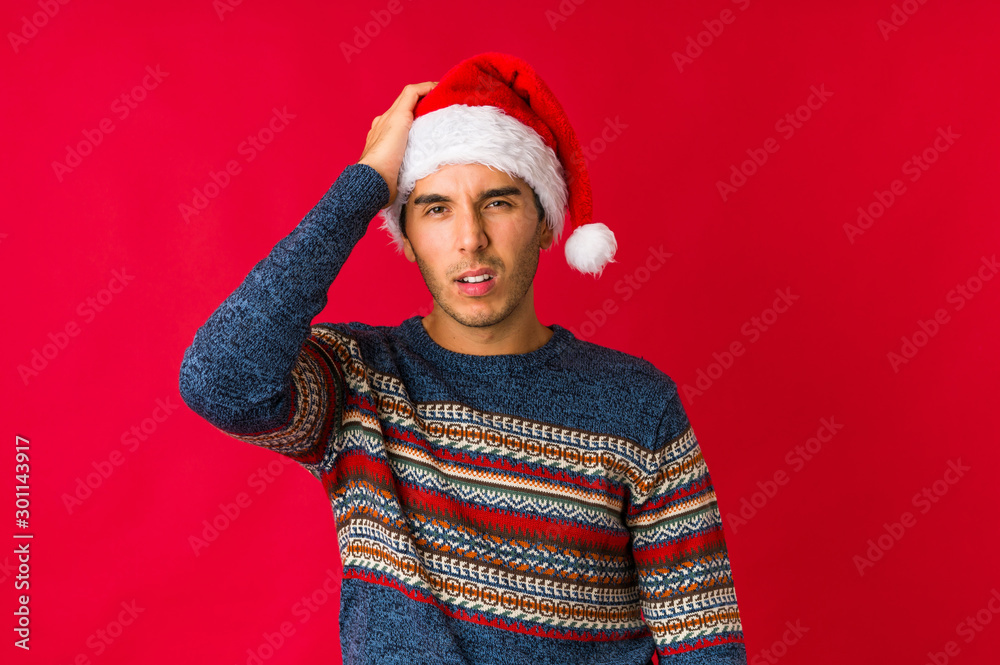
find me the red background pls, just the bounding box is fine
[4,0,1000,663]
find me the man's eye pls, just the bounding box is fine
[486,200,511,209]
[427,206,446,215]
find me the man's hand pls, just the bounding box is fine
[359,81,437,207]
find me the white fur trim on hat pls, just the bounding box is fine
[378,104,568,253]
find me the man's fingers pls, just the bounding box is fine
[370,81,437,136]
[388,81,437,113]
[358,81,438,206]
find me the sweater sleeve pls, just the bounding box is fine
[626,380,748,664]
[178,163,389,469]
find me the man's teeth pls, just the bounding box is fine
[459,275,494,283]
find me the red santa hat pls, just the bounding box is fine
[378,52,618,277]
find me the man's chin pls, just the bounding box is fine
[439,301,511,330]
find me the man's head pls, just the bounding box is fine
[378,53,618,278]
[400,163,554,328]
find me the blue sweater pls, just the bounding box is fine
[178,163,747,664]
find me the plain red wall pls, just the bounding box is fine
[4,0,1000,663]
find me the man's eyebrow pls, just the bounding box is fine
[412,187,523,207]
[479,186,523,200]
[412,193,451,207]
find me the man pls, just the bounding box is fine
[179,53,747,664]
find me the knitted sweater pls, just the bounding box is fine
[178,163,748,665]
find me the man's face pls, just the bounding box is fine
[401,163,553,329]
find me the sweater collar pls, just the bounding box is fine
[400,315,572,374]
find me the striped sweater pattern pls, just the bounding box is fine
[178,164,747,665]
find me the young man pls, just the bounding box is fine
[179,53,747,664]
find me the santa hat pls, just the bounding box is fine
[378,52,618,277]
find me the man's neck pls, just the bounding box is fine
[421,311,553,357]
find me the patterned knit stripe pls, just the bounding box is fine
[335,515,638,607]
[339,543,650,637]
[389,431,622,495]
[629,471,715,528]
[636,549,737,611]
[627,426,704,509]
[326,435,634,553]
[400,403,657,487]
[389,438,623,510]
[332,476,638,590]
[387,444,625,527]
[647,605,745,656]
[337,492,639,603]
[641,581,740,613]
[407,508,635,582]
[345,568,654,642]
[330,471,639,593]
[393,473,631,550]
[654,622,746,658]
[648,618,742,650]
[629,485,722,547]
[642,575,738,607]
[323,450,629,561]
[339,523,642,609]
[631,521,729,564]
[218,336,341,465]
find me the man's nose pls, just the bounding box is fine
[454,206,488,252]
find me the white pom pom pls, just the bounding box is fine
[564,223,618,277]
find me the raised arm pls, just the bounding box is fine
[178,81,437,465]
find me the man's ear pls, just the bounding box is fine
[538,219,554,250]
[400,201,417,262]
[402,236,416,262]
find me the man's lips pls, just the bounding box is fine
[455,267,497,280]
[455,273,497,296]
